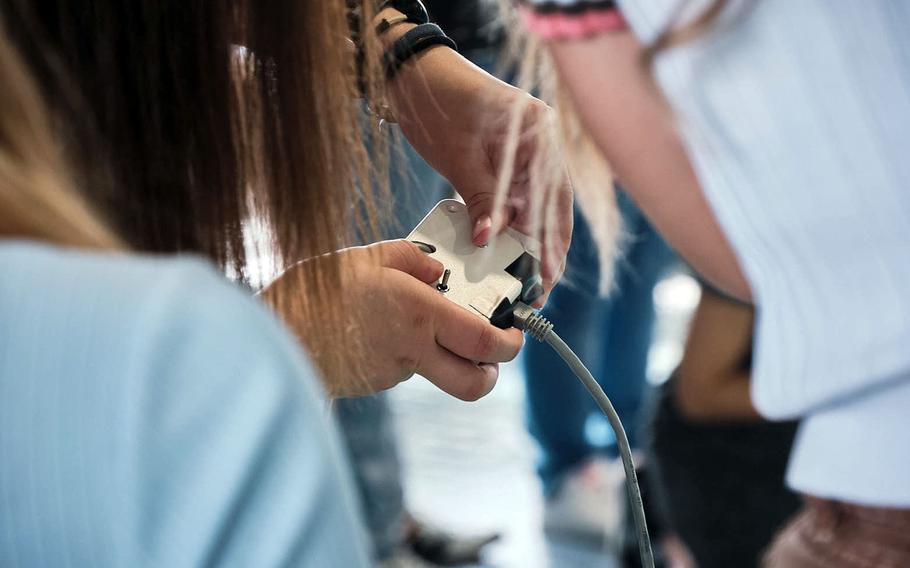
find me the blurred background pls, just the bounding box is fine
[335,3,800,567]
[389,272,699,567]
[333,3,703,565]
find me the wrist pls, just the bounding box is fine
[373,6,456,78]
[392,49,515,129]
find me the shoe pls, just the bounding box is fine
[543,458,625,544]
[404,515,500,566]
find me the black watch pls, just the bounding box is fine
[379,0,429,25]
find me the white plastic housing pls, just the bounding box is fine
[408,199,540,320]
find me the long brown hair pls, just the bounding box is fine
[1,1,392,381]
[0,16,118,249]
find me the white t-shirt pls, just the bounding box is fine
[619,0,910,505]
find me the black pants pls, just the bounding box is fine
[648,378,800,568]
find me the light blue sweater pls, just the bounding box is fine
[0,241,369,567]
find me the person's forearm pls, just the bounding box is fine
[674,289,758,420]
[375,5,451,127]
[547,32,750,300]
[372,7,519,149]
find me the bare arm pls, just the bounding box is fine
[547,32,750,300]
[375,9,573,302]
[675,287,759,421]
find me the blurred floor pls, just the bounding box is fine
[390,273,699,568]
[392,359,616,568]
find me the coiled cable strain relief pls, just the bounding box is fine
[511,302,553,342]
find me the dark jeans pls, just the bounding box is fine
[524,193,675,495]
[335,393,405,560]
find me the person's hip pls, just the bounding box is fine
[763,496,910,568]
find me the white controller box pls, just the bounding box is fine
[408,199,542,326]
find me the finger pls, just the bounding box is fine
[474,215,493,246]
[433,299,524,363]
[539,256,566,298]
[372,239,444,284]
[539,236,568,296]
[463,191,497,247]
[538,267,565,310]
[532,245,564,310]
[539,182,573,295]
[419,345,499,402]
[461,144,530,246]
[468,194,527,246]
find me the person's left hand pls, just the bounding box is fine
[389,47,573,306]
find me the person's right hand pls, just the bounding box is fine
[271,240,524,400]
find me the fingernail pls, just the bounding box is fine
[473,216,492,246]
[480,363,499,381]
[430,259,445,278]
[479,364,499,397]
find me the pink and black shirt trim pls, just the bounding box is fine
[518,0,627,40]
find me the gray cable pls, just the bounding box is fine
[512,303,655,568]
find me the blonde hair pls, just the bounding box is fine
[495,0,732,293]
[0,22,118,250]
[497,2,623,294]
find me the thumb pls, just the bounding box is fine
[372,240,444,284]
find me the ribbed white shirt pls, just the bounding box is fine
[618,0,910,505]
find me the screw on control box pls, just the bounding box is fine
[408,200,543,329]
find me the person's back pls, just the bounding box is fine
[0,241,369,567]
[615,0,910,507]
[516,0,910,564]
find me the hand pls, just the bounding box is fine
[388,45,573,306]
[270,240,524,399]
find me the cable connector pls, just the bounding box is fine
[511,302,553,342]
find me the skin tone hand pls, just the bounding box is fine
[264,240,524,399]
[378,11,573,305]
